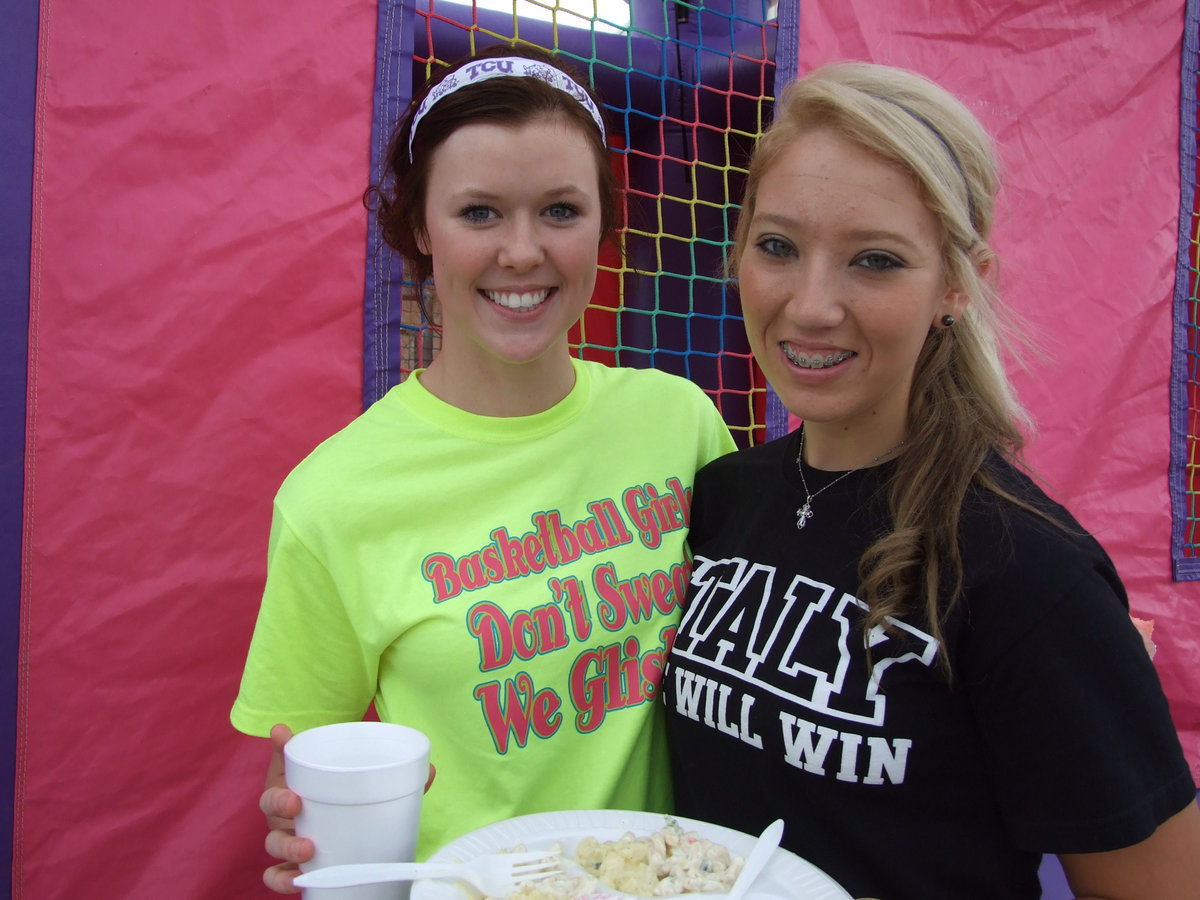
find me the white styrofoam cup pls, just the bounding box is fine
[285,721,432,900]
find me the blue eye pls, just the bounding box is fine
[545,203,580,221]
[855,251,903,272]
[461,205,496,223]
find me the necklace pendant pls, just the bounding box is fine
[795,502,813,530]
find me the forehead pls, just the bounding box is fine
[427,115,601,194]
[753,126,935,233]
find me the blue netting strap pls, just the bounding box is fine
[764,0,800,442]
[363,0,415,408]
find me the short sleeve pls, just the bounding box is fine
[964,562,1195,853]
[230,502,378,736]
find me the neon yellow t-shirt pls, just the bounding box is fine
[231,359,735,857]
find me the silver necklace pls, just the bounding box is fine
[795,428,905,530]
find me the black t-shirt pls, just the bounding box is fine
[663,430,1195,900]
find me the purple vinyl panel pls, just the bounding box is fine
[0,3,38,898]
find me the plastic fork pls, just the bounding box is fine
[291,849,562,895]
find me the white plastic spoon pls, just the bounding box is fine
[726,819,785,900]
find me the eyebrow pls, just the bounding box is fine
[451,185,590,202]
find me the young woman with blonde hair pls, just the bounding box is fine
[665,61,1200,899]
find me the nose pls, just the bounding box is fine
[784,258,845,329]
[498,216,545,271]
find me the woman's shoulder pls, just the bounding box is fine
[696,432,794,482]
[582,359,709,399]
[969,454,1085,536]
[962,453,1126,605]
[276,387,417,497]
[579,361,733,450]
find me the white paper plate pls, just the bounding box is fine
[413,809,852,900]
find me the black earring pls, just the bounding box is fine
[941,314,956,327]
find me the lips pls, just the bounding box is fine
[781,343,856,369]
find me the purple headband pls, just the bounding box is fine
[407,56,606,160]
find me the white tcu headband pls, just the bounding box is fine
[407,56,606,160]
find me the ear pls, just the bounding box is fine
[936,285,970,327]
[415,229,431,258]
[934,252,988,327]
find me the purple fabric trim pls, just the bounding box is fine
[363,0,414,409]
[764,0,800,442]
[1,2,39,895]
[1171,0,1200,580]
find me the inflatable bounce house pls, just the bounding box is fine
[3,0,1198,896]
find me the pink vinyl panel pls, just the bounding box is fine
[18,1,375,896]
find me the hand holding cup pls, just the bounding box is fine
[284,721,432,900]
